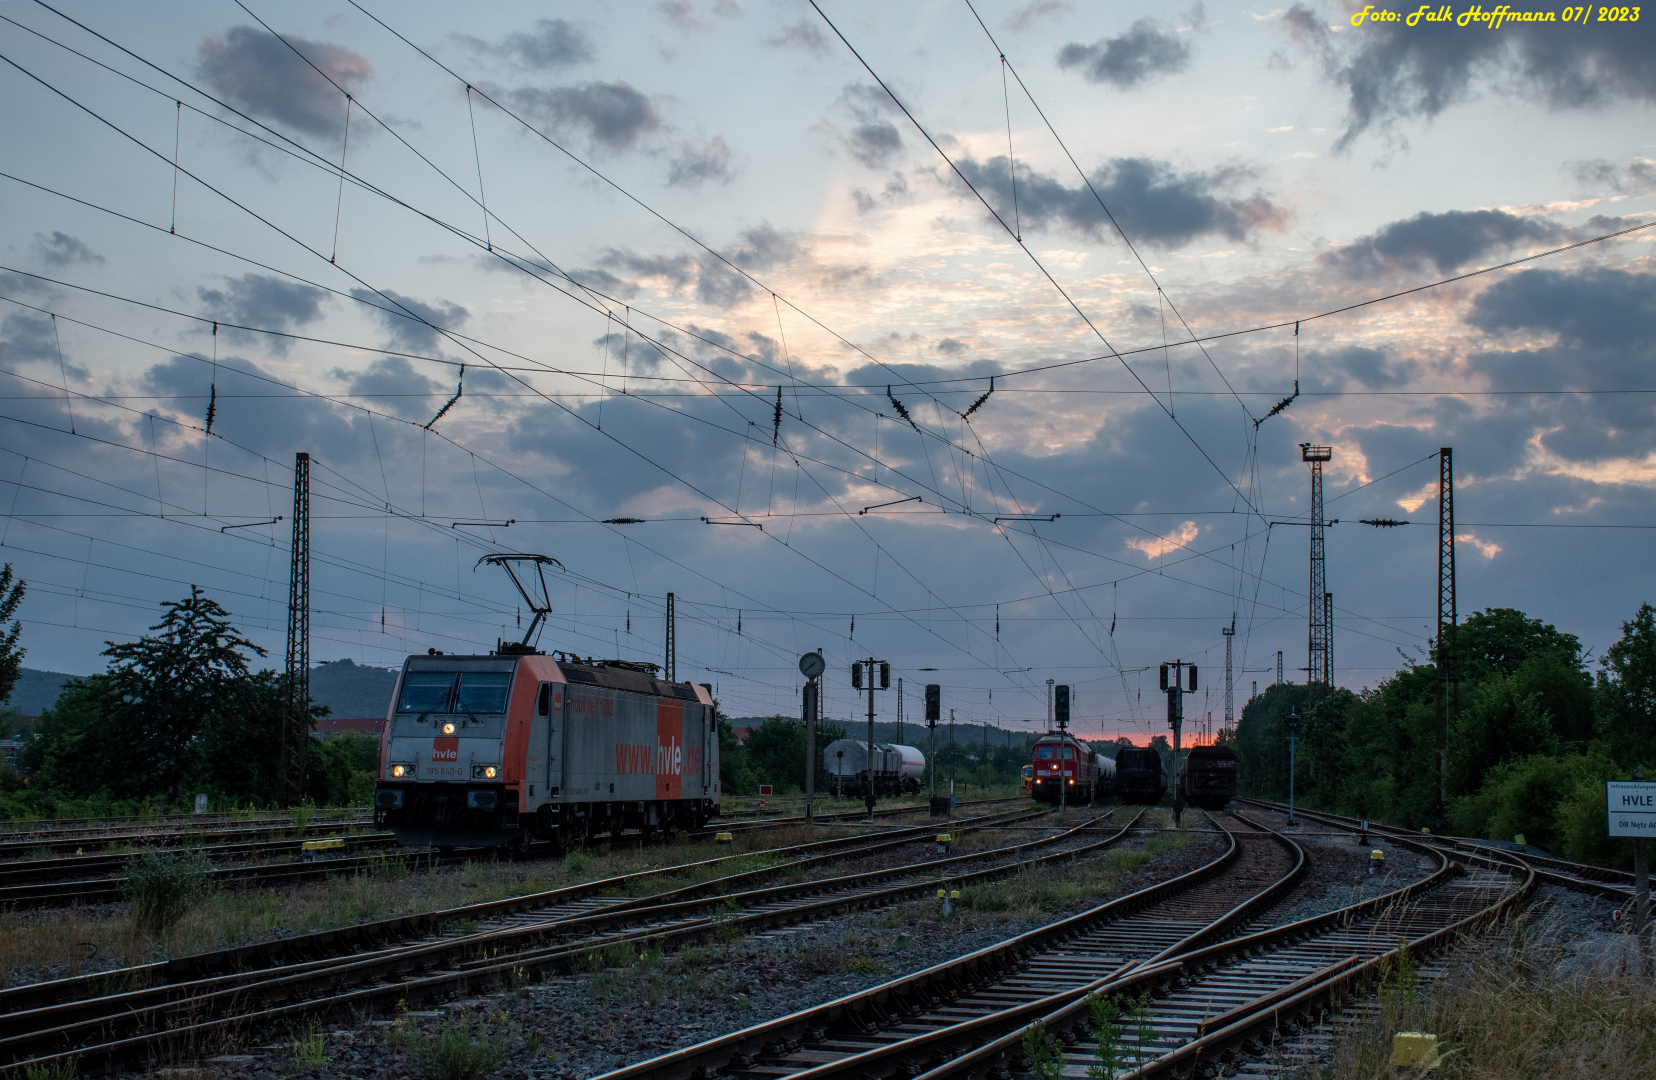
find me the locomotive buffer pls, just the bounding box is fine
[1160,661,1198,826]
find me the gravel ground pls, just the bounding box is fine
[174,816,1227,1080]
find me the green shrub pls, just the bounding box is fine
[19,1057,78,1080]
[406,1015,510,1080]
[123,848,212,935]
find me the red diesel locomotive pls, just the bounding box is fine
[1028,731,1112,804]
[374,650,719,850]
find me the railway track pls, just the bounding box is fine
[1238,797,1638,901]
[0,805,1080,1071]
[0,815,379,861]
[585,811,1308,1080]
[769,815,1528,1080]
[0,797,996,909]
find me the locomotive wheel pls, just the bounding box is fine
[509,829,530,855]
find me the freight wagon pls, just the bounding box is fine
[822,738,925,796]
[1115,746,1165,804]
[1178,744,1238,810]
[374,651,718,850]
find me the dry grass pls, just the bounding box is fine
[1313,921,1656,1080]
[0,826,869,987]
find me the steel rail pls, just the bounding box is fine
[1239,797,1636,901]
[584,811,1303,1080]
[0,809,1068,1068]
[0,807,1036,1018]
[895,819,1529,1080]
[0,816,378,859]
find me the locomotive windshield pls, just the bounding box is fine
[395,671,514,716]
[1036,745,1054,760]
[455,672,512,714]
[398,672,455,714]
[1035,744,1076,760]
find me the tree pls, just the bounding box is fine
[0,564,25,706]
[1597,602,1656,770]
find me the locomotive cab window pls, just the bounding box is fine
[397,672,455,715]
[1036,746,1055,760]
[1061,746,1075,760]
[537,683,550,716]
[456,672,513,715]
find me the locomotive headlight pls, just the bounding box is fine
[472,764,499,779]
[442,722,457,735]
[390,763,413,778]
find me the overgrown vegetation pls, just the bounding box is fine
[388,1009,513,1080]
[1314,922,1656,1079]
[122,848,213,937]
[1235,604,1656,867]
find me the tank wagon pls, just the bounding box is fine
[1178,744,1238,810]
[374,651,718,850]
[1029,732,1111,804]
[1115,746,1165,803]
[822,738,925,796]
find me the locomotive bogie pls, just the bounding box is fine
[375,653,718,850]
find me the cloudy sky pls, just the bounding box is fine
[0,0,1652,742]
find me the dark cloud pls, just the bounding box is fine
[1057,19,1191,89]
[851,173,912,215]
[1320,209,1563,279]
[1566,156,1656,193]
[347,289,468,352]
[0,311,59,367]
[1279,7,1656,150]
[597,251,752,309]
[464,19,594,70]
[836,84,905,169]
[1004,1,1071,33]
[848,122,903,169]
[935,338,969,356]
[667,137,736,187]
[196,274,329,354]
[336,356,442,421]
[1306,346,1406,390]
[197,26,370,139]
[954,155,1286,248]
[769,21,829,53]
[728,224,798,271]
[1468,268,1656,351]
[33,232,102,267]
[508,81,660,152]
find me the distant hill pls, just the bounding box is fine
[309,659,398,719]
[3,668,82,715]
[3,659,398,721]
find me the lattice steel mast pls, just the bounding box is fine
[282,452,311,808]
[1302,443,1333,699]
[1438,447,1456,809]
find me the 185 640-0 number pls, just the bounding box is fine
[1562,6,1641,19]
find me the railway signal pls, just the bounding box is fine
[1053,684,1071,816]
[852,658,891,815]
[1160,660,1198,825]
[924,683,941,804]
[1286,707,1302,826]
[800,650,825,825]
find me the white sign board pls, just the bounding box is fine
[1606,781,1656,838]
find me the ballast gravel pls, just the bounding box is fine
[174,816,1230,1080]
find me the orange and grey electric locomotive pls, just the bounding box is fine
[374,650,718,850]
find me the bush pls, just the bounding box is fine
[405,1015,510,1080]
[123,848,212,936]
